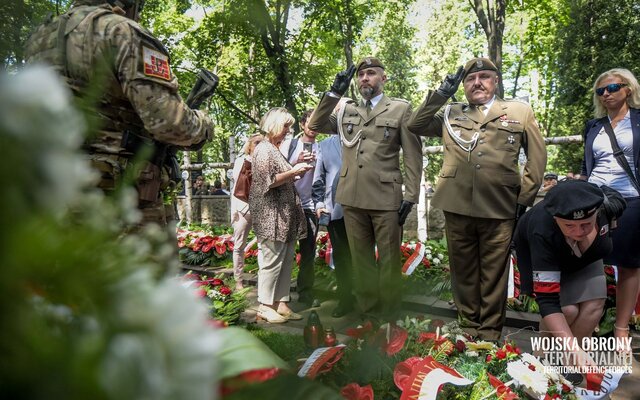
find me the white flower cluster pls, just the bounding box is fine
[424,245,445,265]
[0,66,97,213]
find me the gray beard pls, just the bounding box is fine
[359,86,375,99]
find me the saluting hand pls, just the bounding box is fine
[330,64,356,96]
[436,65,464,99]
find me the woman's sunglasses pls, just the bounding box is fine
[595,83,627,96]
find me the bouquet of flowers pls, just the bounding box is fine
[182,272,249,326]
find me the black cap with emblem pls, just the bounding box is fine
[356,57,385,72]
[543,180,604,220]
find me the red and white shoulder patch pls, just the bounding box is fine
[142,46,171,81]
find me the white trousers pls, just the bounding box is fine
[257,238,296,305]
[231,211,252,281]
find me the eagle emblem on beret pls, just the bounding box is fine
[573,210,585,219]
[476,60,483,68]
[365,58,372,65]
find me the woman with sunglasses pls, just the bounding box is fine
[581,68,640,343]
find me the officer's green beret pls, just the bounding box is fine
[544,180,604,220]
[356,57,385,72]
[463,57,498,78]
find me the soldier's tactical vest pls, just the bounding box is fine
[24,5,162,157]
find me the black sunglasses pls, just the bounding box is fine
[595,83,627,96]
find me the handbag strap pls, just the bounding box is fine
[601,118,640,193]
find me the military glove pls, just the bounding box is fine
[186,69,219,109]
[601,185,627,221]
[398,200,414,226]
[436,65,464,99]
[330,64,356,96]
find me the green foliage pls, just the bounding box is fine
[246,325,307,363]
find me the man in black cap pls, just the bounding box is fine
[406,58,547,340]
[513,180,625,384]
[308,57,423,320]
[541,172,558,193]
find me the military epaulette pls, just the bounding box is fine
[123,19,171,58]
[505,97,530,104]
[389,97,410,104]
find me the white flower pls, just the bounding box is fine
[100,270,220,400]
[507,360,549,397]
[437,253,445,260]
[432,258,441,265]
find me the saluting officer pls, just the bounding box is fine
[24,0,215,227]
[407,58,546,340]
[308,57,423,320]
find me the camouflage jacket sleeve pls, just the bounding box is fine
[109,19,213,148]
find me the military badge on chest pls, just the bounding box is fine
[499,115,519,144]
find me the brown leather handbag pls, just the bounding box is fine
[233,159,252,202]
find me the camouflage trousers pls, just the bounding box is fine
[90,153,176,228]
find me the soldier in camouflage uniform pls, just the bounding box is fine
[24,0,214,227]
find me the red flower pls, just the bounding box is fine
[211,278,224,286]
[195,289,207,298]
[496,349,507,360]
[202,243,214,253]
[296,253,301,265]
[319,234,329,244]
[208,319,228,328]
[455,340,466,353]
[487,373,518,400]
[345,321,373,339]
[239,368,280,383]
[184,273,201,281]
[393,357,423,390]
[215,243,227,255]
[340,383,373,400]
[422,258,430,267]
[607,284,616,296]
[227,242,234,251]
[219,286,232,296]
[486,354,492,362]
[384,325,408,356]
[318,249,326,258]
[604,265,615,276]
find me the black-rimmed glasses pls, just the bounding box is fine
[595,83,627,96]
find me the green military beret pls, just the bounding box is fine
[463,57,498,78]
[356,57,385,72]
[544,180,604,220]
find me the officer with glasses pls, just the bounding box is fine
[581,68,640,346]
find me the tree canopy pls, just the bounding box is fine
[4,0,640,182]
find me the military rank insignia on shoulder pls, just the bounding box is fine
[507,97,530,104]
[142,46,171,81]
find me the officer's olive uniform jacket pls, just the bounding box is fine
[308,94,423,211]
[408,91,546,219]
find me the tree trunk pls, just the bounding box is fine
[470,0,506,97]
[250,0,299,131]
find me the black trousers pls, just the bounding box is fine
[327,217,354,304]
[297,208,319,298]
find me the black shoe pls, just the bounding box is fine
[298,294,320,308]
[331,303,353,318]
